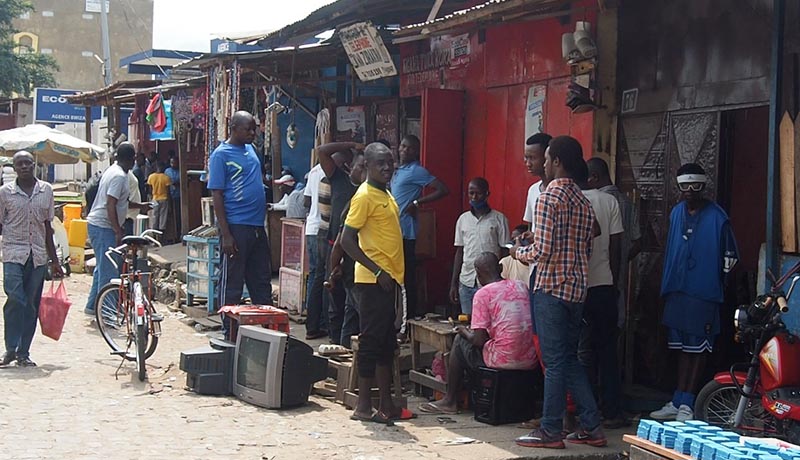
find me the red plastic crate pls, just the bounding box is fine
[219,305,291,342]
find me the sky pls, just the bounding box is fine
[152,0,335,52]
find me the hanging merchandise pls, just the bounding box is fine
[315,108,330,148]
[215,62,229,143]
[285,53,299,149]
[145,93,166,133]
[286,123,298,149]
[150,99,174,141]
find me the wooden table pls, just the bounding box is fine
[407,319,457,395]
[624,434,693,460]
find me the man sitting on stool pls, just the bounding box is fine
[419,252,536,414]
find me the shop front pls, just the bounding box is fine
[394,0,599,309]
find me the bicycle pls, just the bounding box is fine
[95,229,164,381]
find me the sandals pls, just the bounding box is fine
[350,409,394,426]
[390,408,417,420]
[418,402,458,415]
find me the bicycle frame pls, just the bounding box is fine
[104,230,162,351]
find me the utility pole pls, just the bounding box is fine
[100,0,112,87]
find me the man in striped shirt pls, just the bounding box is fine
[0,151,62,367]
[515,136,605,449]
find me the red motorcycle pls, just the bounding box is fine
[695,261,800,443]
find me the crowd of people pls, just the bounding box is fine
[0,108,738,452]
[184,109,741,446]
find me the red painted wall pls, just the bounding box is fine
[400,6,597,308]
[401,8,596,223]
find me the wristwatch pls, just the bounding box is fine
[412,199,420,207]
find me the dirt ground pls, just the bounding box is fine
[0,268,631,460]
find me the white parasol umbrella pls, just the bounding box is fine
[0,123,106,164]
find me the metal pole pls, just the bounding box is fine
[84,106,93,182]
[766,0,785,278]
[100,0,112,87]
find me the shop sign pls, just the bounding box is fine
[450,34,471,66]
[33,88,102,124]
[525,85,547,139]
[85,0,110,13]
[339,22,397,82]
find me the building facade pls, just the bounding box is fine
[13,0,154,91]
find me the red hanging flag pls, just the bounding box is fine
[146,93,167,133]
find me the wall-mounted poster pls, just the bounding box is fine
[335,106,366,143]
[525,85,546,140]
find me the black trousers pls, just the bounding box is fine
[577,285,622,419]
[217,224,272,309]
[354,282,399,378]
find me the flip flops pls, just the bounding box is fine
[350,410,394,426]
[391,408,417,420]
[418,402,459,415]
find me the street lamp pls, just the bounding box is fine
[92,53,106,82]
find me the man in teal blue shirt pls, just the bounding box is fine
[208,111,271,309]
[389,134,448,327]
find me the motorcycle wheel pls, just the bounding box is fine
[695,380,778,435]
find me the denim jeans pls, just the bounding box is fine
[86,224,121,314]
[304,235,318,313]
[4,256,47,359]
[458,282,480,315]
[305,234,328,334]
[534,291,601,434]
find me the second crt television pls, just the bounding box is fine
[233,325,328,409]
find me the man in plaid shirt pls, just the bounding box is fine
[514,136,605,449]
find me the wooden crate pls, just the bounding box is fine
[278,267,304,311]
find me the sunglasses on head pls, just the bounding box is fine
[677,182,705,192]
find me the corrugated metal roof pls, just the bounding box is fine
[252,0,475,49]
[395,0,572,36]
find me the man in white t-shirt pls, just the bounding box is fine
[304,163,327,337]
[576,162,626,428]
[519,133,552,281]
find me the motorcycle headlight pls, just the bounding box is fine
[734,307,748,330]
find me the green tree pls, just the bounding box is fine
[0,0,58,97]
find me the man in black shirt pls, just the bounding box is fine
[316,141,364,344]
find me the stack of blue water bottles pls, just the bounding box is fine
[636,419,800,460]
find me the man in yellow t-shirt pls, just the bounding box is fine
[146,162,171,233]
[341,142,410,425]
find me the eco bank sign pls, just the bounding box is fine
[33,88,102,124]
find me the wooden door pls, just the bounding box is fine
[419,88,465,310]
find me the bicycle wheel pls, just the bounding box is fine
[134,282,159,360]
[136,322,147,381]
[96,283,159,360]
[95,283,131,359]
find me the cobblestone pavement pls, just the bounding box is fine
[0,271,630,460]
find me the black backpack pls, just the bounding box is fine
[84,172,102,211]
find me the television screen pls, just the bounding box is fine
[236,336,270,393]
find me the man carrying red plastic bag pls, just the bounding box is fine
[0,151,65,367]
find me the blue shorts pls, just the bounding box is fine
[662,292,720,354]
[667,328,715,353]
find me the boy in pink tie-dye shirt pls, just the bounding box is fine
[419,252,536,415]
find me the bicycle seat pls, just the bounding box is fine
[121,236,155,247]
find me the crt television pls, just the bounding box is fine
[233,326,328,409]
